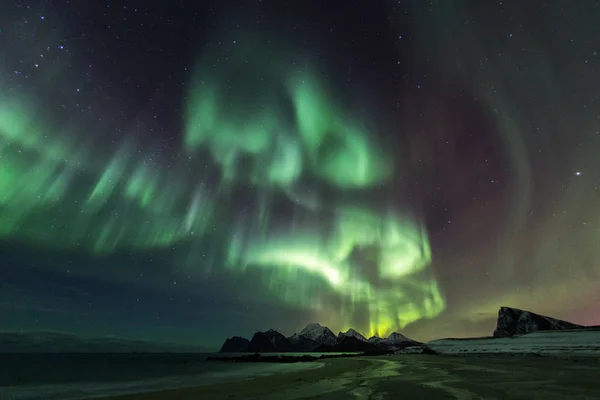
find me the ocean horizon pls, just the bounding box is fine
[0,352,328,400]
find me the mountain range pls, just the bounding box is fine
[219,323,420,353]
[219,306,598,354]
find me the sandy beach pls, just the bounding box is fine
[102,354,600,399]
[101,357,369,400]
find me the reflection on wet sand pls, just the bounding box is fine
[104,354,600,400]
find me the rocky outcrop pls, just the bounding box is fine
[248,329,294,352]
[219,336,250,352]
[395,344,437,355]
[493,306,585,337]
[207,352,363,363]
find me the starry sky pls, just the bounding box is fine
[1,0,599,349]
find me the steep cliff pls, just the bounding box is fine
[493,306,584,337]
[248,329,294,352]
[219,336,250,352]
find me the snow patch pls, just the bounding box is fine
[385,332,412,343]
[299,323,337,346]
[426,329,600,356]
[368,336,382,344]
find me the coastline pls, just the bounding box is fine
[101,357,372,400]
[0,354,326,400]
[100,354,600,400]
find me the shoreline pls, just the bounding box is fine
[99,354,600,400]
[100,357,373,400]
[206,351,367,363]
[0,356,328,400]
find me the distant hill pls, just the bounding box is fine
[0,331,210,353]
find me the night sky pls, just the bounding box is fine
[1,0,599,349]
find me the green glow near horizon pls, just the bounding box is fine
[183,42,443,336]
[0,36,445,337]
[226,206,443,336]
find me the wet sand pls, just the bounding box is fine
[102,357,370,400]
[104,354,600,400]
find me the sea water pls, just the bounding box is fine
[0,353,326,399]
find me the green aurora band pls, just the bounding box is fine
[0,38,444,336]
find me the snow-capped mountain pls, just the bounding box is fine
[287,333,302,344]
[338,328,368,342]
[297,323,337,346]
[385,332,413,344]
[368,336,383,344]
[220,324,418,353]
[367,332,414,344]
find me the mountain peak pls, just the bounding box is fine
[386,332,411,343]
[299,323,337,346]
[248,329,293,352]
[368,335,383,344]
[338,328,368,342]
[304,322,323,329]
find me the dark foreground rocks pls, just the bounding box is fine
[206,352,367,363]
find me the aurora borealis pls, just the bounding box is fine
[1,1,600,348]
